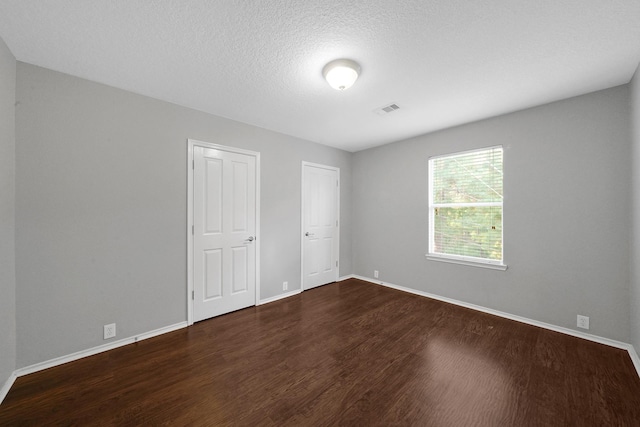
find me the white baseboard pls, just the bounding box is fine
[629,345,640,376]
[0,371,17,405]
[14,321,188,378]
[350,274,640,378]
[258,276,357,305]
[258,289,302,305]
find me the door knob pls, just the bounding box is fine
[245,236,254,242]
[305,232,315,237]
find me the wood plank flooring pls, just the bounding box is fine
[2,278,640,426]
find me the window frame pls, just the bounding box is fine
[427,146,507,271]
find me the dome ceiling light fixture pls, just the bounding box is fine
[322,59,361,91]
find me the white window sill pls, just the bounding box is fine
[426,254,508,271]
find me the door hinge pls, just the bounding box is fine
[336,220,338,227]
[192,290,194,300]
[336,261,338,267]
[192,225,194,235]
[192,159,195,169]
[336,180,339,187]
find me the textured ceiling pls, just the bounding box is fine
[1,1,639,152]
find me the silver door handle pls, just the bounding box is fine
[245,236,254,242]
[305,232,314,237]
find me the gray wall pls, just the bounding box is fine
[631,64,640,352]
[352,86,631,342]
[0,37,16,391]
[15,63,352,367]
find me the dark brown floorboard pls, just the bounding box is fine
[2,278,640,426]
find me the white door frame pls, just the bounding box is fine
[301,161,340,290]
[187,139,261,326]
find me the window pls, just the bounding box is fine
[428,146,505,269]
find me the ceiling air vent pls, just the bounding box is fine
[373,103,400,116]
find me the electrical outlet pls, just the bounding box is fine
[374,270,379,279]
[283,281,288,291]
[104,323,116,340]
[577,315,589,330]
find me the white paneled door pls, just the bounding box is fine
[302,162,340,290]
[192,144,258,322]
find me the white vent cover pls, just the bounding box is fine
[373,103,400,116]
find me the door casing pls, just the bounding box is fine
[301,161,340,290]
[187,139,261,325]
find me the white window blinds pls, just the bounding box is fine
[428,146,504,265]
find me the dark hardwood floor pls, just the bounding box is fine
[2,278,640,426]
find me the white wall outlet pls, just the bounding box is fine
[374,270,379,279]
[283,281,288,291]
[577,315,589,330]
[104,323,116,340]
